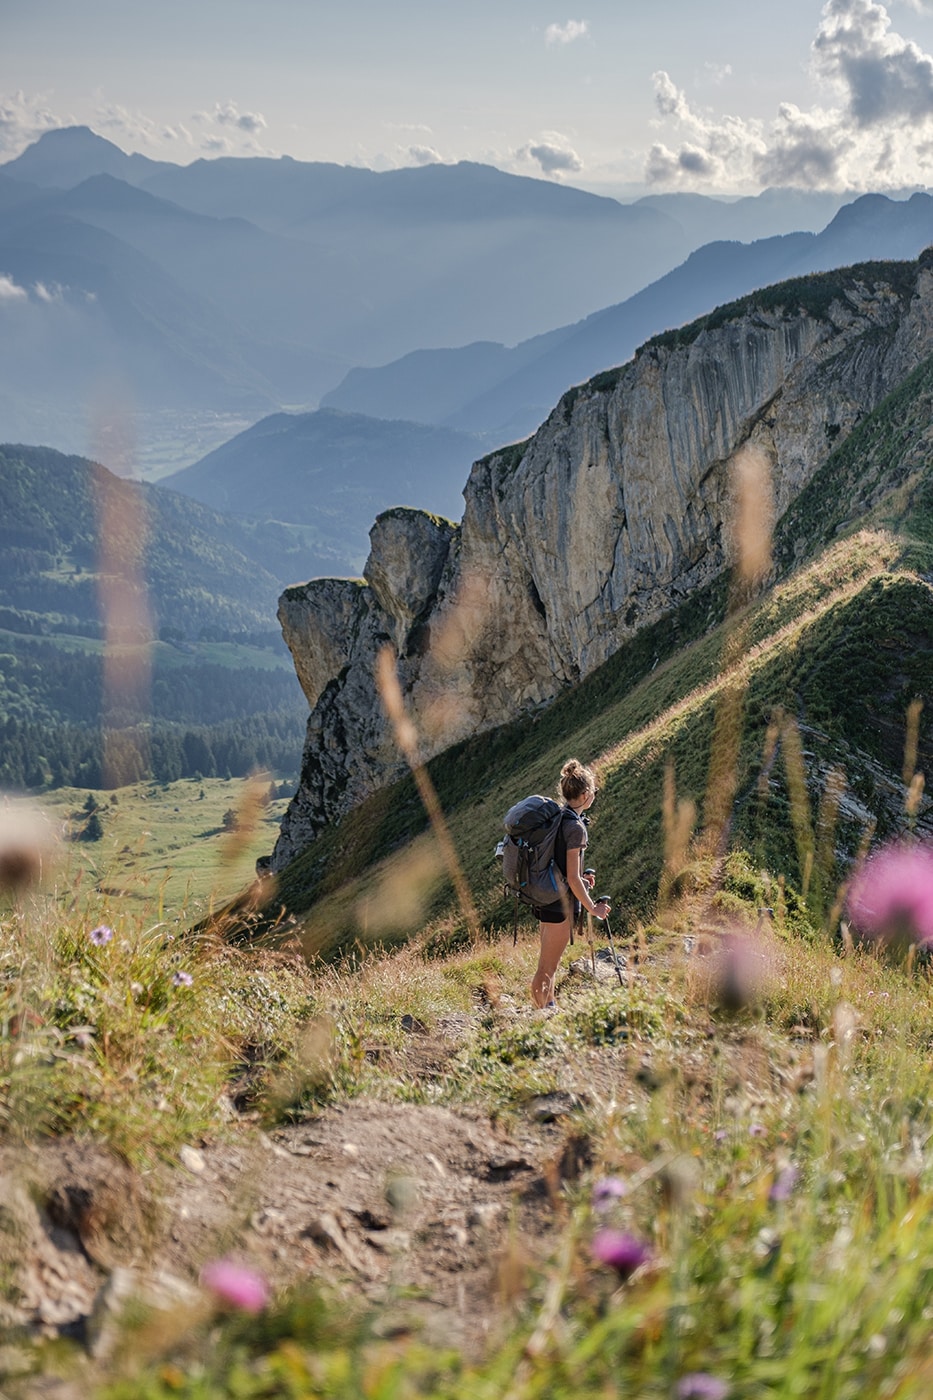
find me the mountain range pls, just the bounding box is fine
[164,408,483,575]
[323,192,933,441]
[0,126,867,466]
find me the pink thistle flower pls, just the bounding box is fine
[590,1229,651,1279]
[200,1258,269,1313]
[847,841,933,949]
[592,1176,627,1211]
[89,925,114,946]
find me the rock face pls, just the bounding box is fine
[271,260,933,870]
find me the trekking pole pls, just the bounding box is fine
[584,867,596,974]
[598,895,625,988]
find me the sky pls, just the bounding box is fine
[5,0,933,197]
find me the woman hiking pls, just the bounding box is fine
[530,758,610,1009]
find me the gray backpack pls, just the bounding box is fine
[500,795,571,908]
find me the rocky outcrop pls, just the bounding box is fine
[271,260,933,870]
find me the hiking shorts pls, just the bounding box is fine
[534,896,581,925]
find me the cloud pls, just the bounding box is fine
[0,90,62,158]
[813,0,933,125]
[646,0,933,190]
[191,102,271,155]
[517,133,584,176]
[0,274,28,302]
[545,19,589,44]
[406,145,442,165]
[211,101,267,134]
[33,281,63,303]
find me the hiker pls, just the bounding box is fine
[530,758,610,1009]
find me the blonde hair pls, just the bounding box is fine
[558,758,596,804]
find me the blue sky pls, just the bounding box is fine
[4,0,933,195]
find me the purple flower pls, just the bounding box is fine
[749,1122,766,1138]
[677,1375,729,1400]
[592,1176,627,1211]
[769,1164,799,1203]
[590,1229,651,1279]
[172,970,193,987]
[89,925,114,946]
[200,1258,269,1313]
[847,841,933,949]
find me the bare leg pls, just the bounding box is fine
[531,918,573,1007]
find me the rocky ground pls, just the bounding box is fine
[0,958,635,1396]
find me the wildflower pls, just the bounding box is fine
[592,1176,627,1211]
[750,1122,766,1138]
[847,841,933,950]
[677,1375,729,1400]
[713,1128,728,1142]
[172,970,193,987]
[89,925,114,946]
[590,1229,651,1280]
[200,1258,269,1313]
[769,1164,799,1203]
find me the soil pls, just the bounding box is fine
[0,966,621,1391]
[0,947,807,1396]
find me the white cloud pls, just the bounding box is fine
[33,281,63,303]
[0,90,62,158]
[406,144,443,165]
[211,101,267,134]
[646,0,933,190]
[191,102,271,155]
[545,19,589,45]
[0,275,28,302]
[517,133,584,177]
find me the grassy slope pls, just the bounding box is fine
[29,777,291,923]
[243,346,933,960]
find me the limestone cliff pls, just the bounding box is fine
[271,258,933,870]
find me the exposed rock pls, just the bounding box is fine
[271,263,933,870]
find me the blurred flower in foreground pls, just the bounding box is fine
[172,970,193,987]
[690,919,782,1014]
[592,1176,627,1211]
[0,800,56,894]
[769,1163,799,1203]
[847,841,933,950]
[677,1375,729,1400]
[89,925,114,946]
[590,1229,651,1279]
[200,1259,269,1313]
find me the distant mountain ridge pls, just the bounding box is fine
[0,126,879,464]
[163,408,484,575]
[323,192,933,440]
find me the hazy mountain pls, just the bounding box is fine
[324,192,933,440]
[1,125,173,189]
[163,408,483,574]
[0,210,279,414]
[2,130,692,359]
[632,187,855,243]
